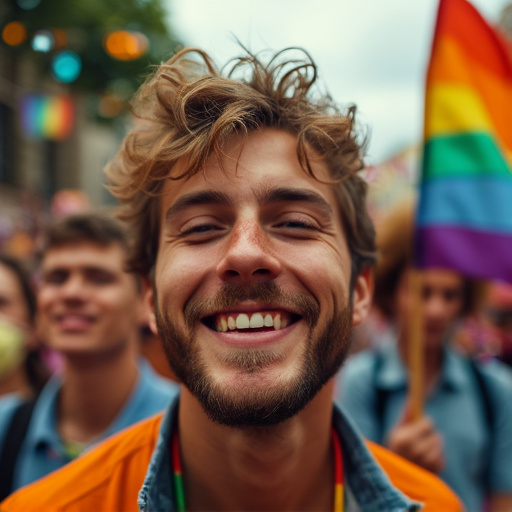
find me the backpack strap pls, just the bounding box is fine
[373,350,389,442]
[468,359,495,493]
[0,398,37,500]
[468,360,494,432]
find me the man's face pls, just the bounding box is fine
[394,268,464,349]
[38,242,144,357]
[152,128,370,427]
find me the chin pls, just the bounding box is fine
[194,372,325,428]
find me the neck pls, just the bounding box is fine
[0,365,32,399]
[57,343,139,443]
[178,381,336,512]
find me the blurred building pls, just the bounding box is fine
[0,0,180,259]
[0,46,118,203]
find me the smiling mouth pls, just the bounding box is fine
[203,311,300,333]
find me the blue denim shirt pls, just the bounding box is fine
[0,359,179,492]
[337,344,512,512]
[138,397,421,512]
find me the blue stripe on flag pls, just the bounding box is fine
[417,176,512,233]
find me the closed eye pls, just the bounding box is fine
[275,220,320,230]
[179,223,225,240]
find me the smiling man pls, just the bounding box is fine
[1,48,463,512]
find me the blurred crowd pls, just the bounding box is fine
[0,192,511,512]
[337,199,512,512]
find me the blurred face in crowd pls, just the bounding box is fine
[0,262,33,380]
[0,262,32,328]
[38,242,144,358]
[485,282,512,355]
[150,129,371,427]
[394,268,465,349]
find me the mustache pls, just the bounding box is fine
[184,281,320,329]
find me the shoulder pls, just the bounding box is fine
[0,413,164,512]
[366,440,464,512]
[0,394,24,419]
[0,394,25,453]
[474,358,512,390]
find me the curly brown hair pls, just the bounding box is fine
[106,47,376,279]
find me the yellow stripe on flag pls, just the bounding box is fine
[424,84,494,139]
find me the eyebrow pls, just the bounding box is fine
[164,187,333,222]
[165,190,233,222]
[261,187,333,215]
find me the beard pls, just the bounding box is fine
[155,281,352,428]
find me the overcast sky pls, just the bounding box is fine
[164,0,509,164]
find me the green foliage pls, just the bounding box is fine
[3,0,181,98]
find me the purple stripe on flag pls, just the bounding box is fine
[415,226,512,283]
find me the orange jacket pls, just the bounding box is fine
[0,413,464,512]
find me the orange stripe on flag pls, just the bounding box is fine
[432,0,512,81]
[427,38,512,152]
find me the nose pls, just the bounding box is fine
[216,220,281,284]
[423,294,448,322]
[59,274,87,302]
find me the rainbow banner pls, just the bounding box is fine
[415,0,512,283]
[20,94,75,140]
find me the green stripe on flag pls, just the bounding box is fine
[422,132,511,180]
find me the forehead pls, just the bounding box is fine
[161,129,339,213]
[42,241,127,270]
[422,268,464,289]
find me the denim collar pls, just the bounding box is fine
[138,396,421,512]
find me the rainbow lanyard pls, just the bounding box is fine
[171,426,345,512]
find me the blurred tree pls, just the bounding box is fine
[1,0,180,107]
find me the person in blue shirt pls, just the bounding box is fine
[0,212,179,497]
[337,200,512,512]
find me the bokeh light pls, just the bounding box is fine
[52,51,82,83]
[32,30,54,52]
[103,30,149,60]
[17,0,41,9]
[98,93,125,118]
[2,22,27,46]
[51,28,67,49]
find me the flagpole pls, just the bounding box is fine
[408,268,424,421]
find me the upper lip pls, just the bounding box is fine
[201,304,302,319]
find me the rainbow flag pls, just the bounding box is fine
[20,94,75,140]
[415,0,512,283]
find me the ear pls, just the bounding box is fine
[135,277,156,332]
[352,267,374,327]
[142,276,159,336]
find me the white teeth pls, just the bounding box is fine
[236,314,250,329]
[249,313,264,328]
[215,312,292,332]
